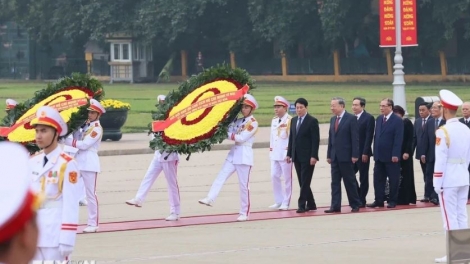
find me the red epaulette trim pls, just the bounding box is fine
[269,148,273,151]
[433,172,443,177]
[61,223,78,231]
[60,153,72,162]
[230,133,235,140]
[72,139,77,148]
[251,117,256,122]
[95,122,101,127]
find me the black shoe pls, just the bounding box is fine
[366,202,384,208]
[324,209,341,213]
[430,198,439,205]
[387,203,396,208]
[420,198,430,203]
[351,207,360,212]
[359,204,366,208]
[296,208,307,213]
[306,205,317,211]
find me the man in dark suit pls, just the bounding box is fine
[367,98,403,208]
[286,98,320,213]
[413,102,431,201]
[459,101,470,199]
[325,97,362,213]
[352,97,375,207]
[422,101,445,205]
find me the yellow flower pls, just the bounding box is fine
[164,80,239,141]
[8,89,89,143]
[100,99,131,110]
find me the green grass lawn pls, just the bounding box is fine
[1,81,469,133]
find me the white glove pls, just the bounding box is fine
[59,244,74,257]
[434,187,443,194]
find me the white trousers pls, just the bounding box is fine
[439,186,469,230]
[135,159,180,214]
[271,160,293,206]
[32,247,66,262]
[82,170,99,227]
[78,175,86,200]
[207,160,251,216]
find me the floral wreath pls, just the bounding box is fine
[149,65,256,158]
[0,73,105,154]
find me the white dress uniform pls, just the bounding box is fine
[0,142,42,264]
[126,132,181,221]
[64,99,104,232]
[28,106,81,261]
[198,94,259,221]
[269,96,293,210]
[433,90,470,263]
[5,98,17,111]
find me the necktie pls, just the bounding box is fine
[466,119,469,124]
[43,156,48,167]
[278,118,281,123]
[383,117,387,124]
[296,117,302,133]
[334,116,340,132]
[422,118,426,128]
[435,119,439,130]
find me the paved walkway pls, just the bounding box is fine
[99,123,332,156]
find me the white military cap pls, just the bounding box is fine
[30,106,68,136]
[439,89,463,111]
[87,98,106,114]
[273,96,289,107]
[157,95,166,101]
[0,141,42,243]
[242,94,259,110]
[5,98,17,110]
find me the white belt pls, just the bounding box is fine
[39,200,62,209]
[235,142,252,147]
[447,158,466,164]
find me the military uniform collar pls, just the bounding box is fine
[446,118,459,123]
[44,145,62,164]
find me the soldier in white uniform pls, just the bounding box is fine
[64,99,105,233]
[28,106,81,261]
[198,94,259,221]
[432,89,470,263]
[268,96,293,210]
[5,98,17,112]
[126,95,181,221]
[0,142,42,264]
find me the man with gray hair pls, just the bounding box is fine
[326,97,362,213]
[458,101,470,200]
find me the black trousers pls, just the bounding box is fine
[425,162,438,200]
[373,160,400,204]
[294,161,316,209]
[354,158,370,205]
[419,160,428,197]
[331,160,362,209]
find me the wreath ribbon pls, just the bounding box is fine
[152,84,249,132]
[0,98,88,137]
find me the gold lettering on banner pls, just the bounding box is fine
[385,20,394,26]
[403,7,413,12]
[385,13,394,18]
[404,14,413,19]
[404,21,414,26]
[403,0,413,5]
[384,0,393,4]
[384,6,393,12]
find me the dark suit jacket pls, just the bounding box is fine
[422,117,445,163]
[327,111,359,162]
[356,110,375,156]
[459,118,470,129]
[402,118,414,155]
[373,113,404,162]
[412,116,429,159]
[287,113,320,163]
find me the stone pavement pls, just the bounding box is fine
[71,145,466,264]
[98,123,331,156]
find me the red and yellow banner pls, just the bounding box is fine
[379,0,418,47]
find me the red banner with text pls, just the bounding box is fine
[379,0,418,47]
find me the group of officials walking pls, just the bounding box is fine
[1,88,470,263]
